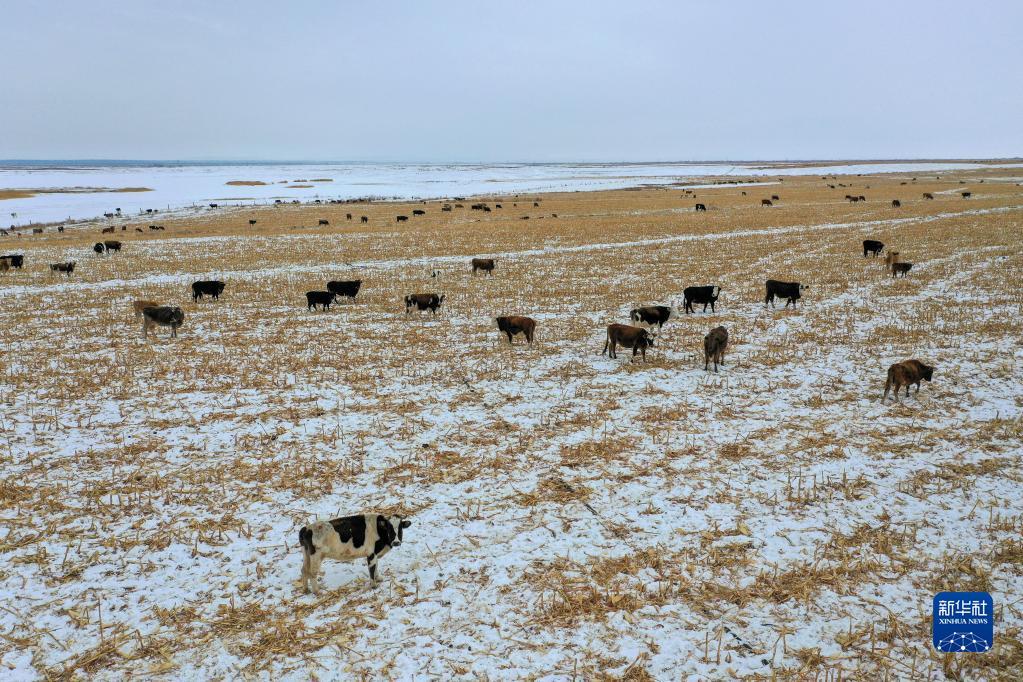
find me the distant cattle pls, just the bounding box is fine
[863,240,884,257]
[1,254,23,269]
[248,219,257,226]
[771,194,780,201]
[764,280,805,308]
[858,195,866,202]
[442,205,452,212]
[891,200,901,208]
[298,514,411,594]
[885,251,901,268]
[629,305,672,329]
[396,215,408,223]
[704,326,728,373]
[142,306,185,339]
[495,204,502,209]
[761,199,773,206]
[306,290,338,311]
[882,359,934,403]
[471,258,495,275]
[102,227,115,234]
[209,203,218,208]
[327,279,362,299]
[496,315,536,345]
[695,203,706,212]
[318,219,330,226]
[103,240,122,252]
[132,299,162,318]
[346,213,353,221]
[93,243,105,254]
[892,262,913,278]
[922,193,934,200]
[533,202,539,207]
[50,262,75,276]
[683,286,721,314]
[192,280,226,302]
[962,191,971,198]
[483,206,491,212]
[471,203,485,211]
[58,226,64,233]
[32,228,43,234]
[0,258,8,272]
[405,293,445,314]
[602,324,654,361]
[412,209,425,216]
[361,216,369,224]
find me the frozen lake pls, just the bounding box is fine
[1,159,1017,226]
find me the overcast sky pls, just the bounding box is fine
[2,1,1021,162]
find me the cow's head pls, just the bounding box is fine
[381,516,412,548]
[922,364,934,382]
[643,330,655,348]
[404,295,413,307]
[629,309,640,322]
[712,286,721,299]
[438,294,446,304]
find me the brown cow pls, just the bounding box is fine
[132,299,162,318]
[496,316,536,345]
[885,251,901,268]
[703,326,728,372]
[922,192,934,200]
[101,227,115,234]
[761,199,773,206]
[882,359,934,403]
[405,293,445,314]
[602,324,654,361]
[471,258,495,275]
[892,262,913,277]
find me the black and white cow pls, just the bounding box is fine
[298,514,411,593]
[629,305,672,328]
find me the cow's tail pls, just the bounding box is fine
[601,337,610,356]
[882,369,893,402]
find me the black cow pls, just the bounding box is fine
[209,203,218,208]
[50,262,75,276]
[396,215,408,223]
[327,280,362,299]
[412,209,425,216]
[361,216,369,224]
[962,192,971,198]
[695,203,706,212]
[1,254,24,268]
[103,240,122,252]
[405,293,445,314]
[318,219,330,226]
[863,240,884,257]
[93,243,105,254]
[192,280,226,302]
[923,193,934,200]
[761,199,773,206]
[346,213,353,220]
[683,285,721,314]
[891,200,901,208]
[142,306,185,339]
[248,219,257,226]
[892,262,913,278]
[771,194,780,201]
[764,280,805,308]
[306,290,338,311]
[298,514,411,593]
[629,305,671,329]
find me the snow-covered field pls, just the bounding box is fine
[1,174,1021,680]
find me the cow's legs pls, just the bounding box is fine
[367,554,379,584]
[306,552,324,594]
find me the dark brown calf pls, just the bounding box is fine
[892,262,913,277]
[883,359,934,403]
[602,324,653,361]
[471,258,495,275]
[704,326,728,372]
[496,316,536,345]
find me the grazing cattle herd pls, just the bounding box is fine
[3,184,953,597]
